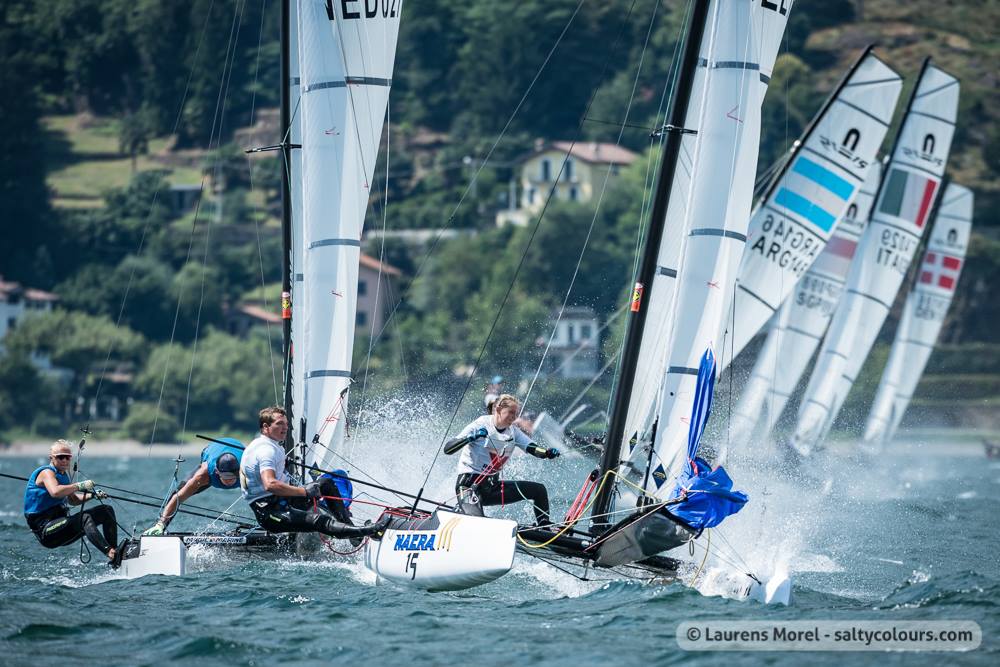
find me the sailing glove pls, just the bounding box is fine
[93,489,109,500]
[473,427,489,440]
[546,448,560,459]
[304,482,324,500]
[143,521,166,537]
[76,480,95,492]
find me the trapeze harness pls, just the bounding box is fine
[23,465,117,555]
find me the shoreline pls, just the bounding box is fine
[0,440,209,458]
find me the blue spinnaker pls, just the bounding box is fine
[667,347,748,530]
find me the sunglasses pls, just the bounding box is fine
[53,454,72,460]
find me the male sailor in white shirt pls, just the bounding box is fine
[240,406,389,539]
[444,394,560,527]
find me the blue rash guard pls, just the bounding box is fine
[202,439,244,489]
[24,465,70,526]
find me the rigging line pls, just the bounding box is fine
[246,0,280,404]
[147,0,246,455]
[417,0,641,495]
[560,350,621,424]
[604,0,689,428]
[522,0,659,415]
[90,0,219,411]
[181,0,250,437]
[356,98,393,442]
[366,0,589,350]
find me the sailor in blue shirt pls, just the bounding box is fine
[142,438,244,536]
[24,440,120,564]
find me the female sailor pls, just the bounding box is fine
[444,394,560,527]
[23,440,120,565]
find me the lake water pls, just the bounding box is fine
[1,430,997,666]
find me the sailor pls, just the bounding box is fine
[444,394,560,527]
[142,438,244,536]
[23,440,121,565]
[240,406,389,539]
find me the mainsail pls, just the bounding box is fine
[602,0,791,506]
[728,163,881,448]
[722,48,902,369]
[296,0,402,471]
[862,183,973,445]
[789,59,959,454]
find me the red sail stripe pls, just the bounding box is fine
[914,180,937,228]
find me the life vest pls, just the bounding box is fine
[23,465,70,517]
[202,439,244,489]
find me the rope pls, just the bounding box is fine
[689,528,710,585]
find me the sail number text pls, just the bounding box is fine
[875,226,917,275]
[327,0,402,20]
[748,213,821,279]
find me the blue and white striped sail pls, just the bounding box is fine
[790,60,959,455]
[619,0,792,500]
[727,163,879,449]
[722,49,901,371]
[863,184,973,446]
[297,0,402,472]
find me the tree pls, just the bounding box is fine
[3,310,146,402]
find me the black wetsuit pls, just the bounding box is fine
[455,473,551,526]
[26,505,118,556]
[248,478,370,538]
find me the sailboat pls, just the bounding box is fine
[115,0,404,578]
[862,183,973,446]
[722,47,902,376]
[366,0,792,603]
[728,163,881,448]
[788,58,960,455]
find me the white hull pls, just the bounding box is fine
[118,536,186,579]
[364,510,517,591]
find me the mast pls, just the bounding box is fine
[592,0,710,527]
[280,0,294,453]
[757,44,876,206]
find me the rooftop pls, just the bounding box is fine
[0,277,59,304]
[534,141,638,166]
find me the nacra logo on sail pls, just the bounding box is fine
[326,0,402,20]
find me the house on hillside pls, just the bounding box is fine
[0,276,59,348]
[227,253,403,338]
[541,306,600,380]
[496,141,638,227]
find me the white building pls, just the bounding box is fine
[0,276,59,347]
[497,141,638,227]
[543,306,600,379]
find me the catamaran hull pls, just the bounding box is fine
[118,536,186,578]
[364,510,517,591]
[594,507,696,567]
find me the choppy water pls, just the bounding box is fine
[1,426,997,665]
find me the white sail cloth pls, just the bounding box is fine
[727,164,880,448]
[296,0,401,471]
[621,0,791,499]
[723,50,902,370]
[789,62,959,454]
[862,184,973,445]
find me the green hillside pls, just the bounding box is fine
[1,0,998,441]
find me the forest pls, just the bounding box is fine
[1,0,998,443]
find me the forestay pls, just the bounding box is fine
[296,0,402,471]
[862,184,973,445]
[789,60,959,454]
[723,49,902,369]
[621,0,791,499]
[727,163,880,448]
